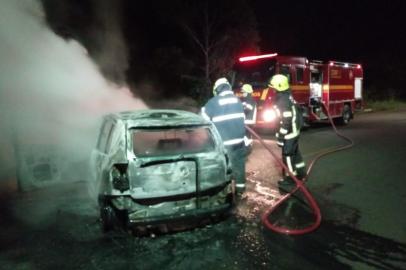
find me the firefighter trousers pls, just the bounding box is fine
[225,143,246,189]
[282,135,306,180]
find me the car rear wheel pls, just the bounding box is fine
[100,204,117,232]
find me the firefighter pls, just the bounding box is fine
[241,84,257,125]
[269,74,306,194]
[201,77,247,193]
[240,84,257,148]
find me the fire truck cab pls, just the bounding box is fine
[232,53,363,128]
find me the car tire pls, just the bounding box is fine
[337,104,352,125]
[100,204,117,232]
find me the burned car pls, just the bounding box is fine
[90,109,235,232]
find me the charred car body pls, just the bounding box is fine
[90,110,234,232]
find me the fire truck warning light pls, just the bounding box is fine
[239,53,278,62]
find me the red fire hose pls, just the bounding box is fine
[246,102,354,235]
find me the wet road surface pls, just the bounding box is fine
[1,110,406,269]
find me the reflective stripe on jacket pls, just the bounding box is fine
[241,94,257,125]
[274,90,302,140]
[202,91,246,145]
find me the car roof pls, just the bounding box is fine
[105,109,211,128]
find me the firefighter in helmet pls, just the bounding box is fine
[240,84,257,147]
[241,84,257,125]
[269,74,306,194]
[201,77,247,193]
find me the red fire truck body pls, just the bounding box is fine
[233,53,364,128]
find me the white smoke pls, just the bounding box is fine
[0,0,147,191]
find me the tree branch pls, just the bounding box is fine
[181,23,207,54]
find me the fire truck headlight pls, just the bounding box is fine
[263,109,276,122]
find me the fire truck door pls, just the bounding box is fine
[279,64,292,83]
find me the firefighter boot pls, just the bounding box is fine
[278,176,295,195]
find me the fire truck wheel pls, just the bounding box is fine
[338,104,352,125]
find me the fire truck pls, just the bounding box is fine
[232,53,364,128]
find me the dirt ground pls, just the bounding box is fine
[0,140,289,270]
[1,131,406,270]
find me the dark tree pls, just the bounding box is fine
[168,0,260,100]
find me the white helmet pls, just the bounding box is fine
[213,77,231,95]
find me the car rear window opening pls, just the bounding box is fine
[132,127,215,157]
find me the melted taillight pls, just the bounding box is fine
[111,163,129,192]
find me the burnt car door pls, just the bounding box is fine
[89,120,116,198]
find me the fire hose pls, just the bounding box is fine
[245,102,354,235]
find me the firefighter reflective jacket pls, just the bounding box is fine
[241,94,257,125]
[201,90,246,146]
[274,90,303,144]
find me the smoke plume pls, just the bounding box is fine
[0,0,147,192]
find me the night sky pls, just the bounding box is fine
[254,0,406,98]
[254,0,406,61]
[42,0,406,100]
